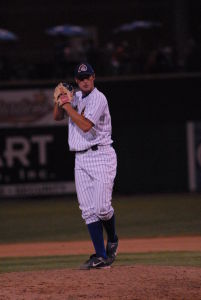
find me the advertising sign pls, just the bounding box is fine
[0,88,75,198]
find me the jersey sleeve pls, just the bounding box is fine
[84,94,107,125]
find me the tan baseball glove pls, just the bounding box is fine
[54,82,74,107]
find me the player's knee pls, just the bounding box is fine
[82,210,99,224]
[96,206,114,221]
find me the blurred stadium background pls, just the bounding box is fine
[0,0,201,80]
[0,0,201,199]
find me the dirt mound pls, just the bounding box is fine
[1,265,201,300]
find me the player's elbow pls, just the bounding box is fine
[53,106,64,121]
[54,114,64,121]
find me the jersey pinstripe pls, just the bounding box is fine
[68,88,113,151]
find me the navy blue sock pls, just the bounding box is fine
[102,214,118,243]
[87,221,107,259]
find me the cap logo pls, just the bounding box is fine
[78,64,87,73]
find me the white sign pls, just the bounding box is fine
[0,88,67,127]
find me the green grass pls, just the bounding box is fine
[114,193,201,238]
[1,252,201,274]
[0,255,84,273]
[0,193,201,243]
[117,251,201,267]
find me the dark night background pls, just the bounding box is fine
[0,0,201,80]
[0,0,201,196]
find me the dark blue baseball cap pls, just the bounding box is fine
[74,62,95,79]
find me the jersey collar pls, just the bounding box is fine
[82,87,96,99]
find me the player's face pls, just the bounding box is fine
[75,75,95,94]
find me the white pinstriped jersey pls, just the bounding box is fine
[68,88,113,151]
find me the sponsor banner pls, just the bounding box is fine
[0,89,75,198]
[0,127,75,198]
[187,121,201,192]
[0,88,75,198]
[0,88,67,127]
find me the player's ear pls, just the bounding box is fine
[92,74,95,80]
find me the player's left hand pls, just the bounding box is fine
[54,83,74,107]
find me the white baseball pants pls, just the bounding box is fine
[75,145,117,224]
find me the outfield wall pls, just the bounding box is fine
[0,74,200,197]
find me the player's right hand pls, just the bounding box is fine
[54,83,74,106]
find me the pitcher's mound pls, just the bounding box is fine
[1,265,201,299]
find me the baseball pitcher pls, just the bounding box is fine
[53,62,118,269]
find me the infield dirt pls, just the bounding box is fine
[0,236,201,299]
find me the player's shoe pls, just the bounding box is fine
[79,254,112,270]
[106,236,119,261]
